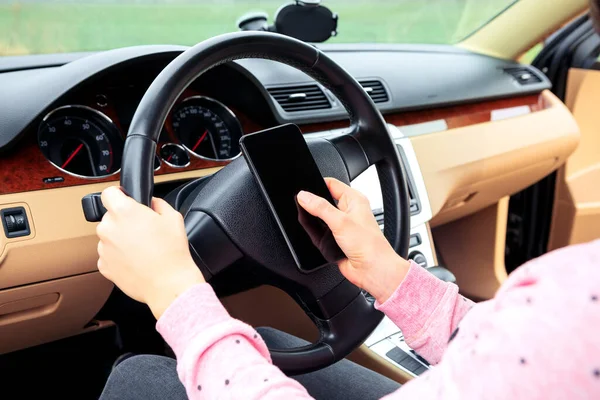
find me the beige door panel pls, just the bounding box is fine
[549,68,600,250]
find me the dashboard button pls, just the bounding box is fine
[385,347,410,364]
[400,356,422,373]
[409,233,422,248]
[408,251,427,268]
[413,365,428,375]
[2,207,30,238]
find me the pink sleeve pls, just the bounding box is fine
[157,240,600,399]
[157,283,313,399]
[154,264,474,399]
[389,240,600,399]
[375,261,474,364]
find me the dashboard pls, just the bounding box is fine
[0,43,581,356]
[0,59,270,195]
[0,44,555,197]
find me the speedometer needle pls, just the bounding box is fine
[61,143,84,169]
[191,130,208,152]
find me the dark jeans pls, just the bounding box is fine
[100,327,400,400]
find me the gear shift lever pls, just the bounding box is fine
[426,266,457,284]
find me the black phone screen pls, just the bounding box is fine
[240,124,345,272]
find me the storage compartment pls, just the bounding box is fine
[0,272,113,354]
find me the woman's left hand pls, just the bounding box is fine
[96,186,205,319]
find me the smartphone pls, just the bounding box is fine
[240,124,346,272]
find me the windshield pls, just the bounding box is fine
[0,0,518,56]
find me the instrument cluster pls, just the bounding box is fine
[37,96,243,178]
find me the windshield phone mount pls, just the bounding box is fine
[237,0,337,43]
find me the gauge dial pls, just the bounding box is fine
[171,97,242,160]
[38,106,122,178]
[160,143,190,168]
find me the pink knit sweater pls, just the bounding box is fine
[157,239,600,399]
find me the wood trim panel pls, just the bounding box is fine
[0,93,547,195]
[0,136,227,195]
[300,93,546,133]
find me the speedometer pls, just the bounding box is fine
[38,105,122,178]
[171,96,242,160]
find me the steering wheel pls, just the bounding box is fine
[119,32,410,374]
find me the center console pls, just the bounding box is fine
[308,124,436,377]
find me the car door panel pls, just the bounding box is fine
[548,68,600,250]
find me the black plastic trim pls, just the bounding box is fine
[397,146,421,216]
[185,211,243,277]
[1,207,30,238]
[81,193,107,222]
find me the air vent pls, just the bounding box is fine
[267,84,331,112]
[359,80,389,103]
[504,67,542,85]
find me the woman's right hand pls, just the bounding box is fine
[297,178,410,303]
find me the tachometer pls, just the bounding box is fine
[171,96,242,160]
[38,105,122,178]
[160,143,190,168]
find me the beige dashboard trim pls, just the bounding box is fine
[0,272,113,354]
[411,90,580,228]
[433,197,510,301]
[0,168,221,290]
[0,168,219,354]
[349,345,414,384]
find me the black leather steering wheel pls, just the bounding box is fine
[120,31,410,374]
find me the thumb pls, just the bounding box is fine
[151,197,177,216]
[101,186,138,215]
[297,190,345,231]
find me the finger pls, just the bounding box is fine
[96,220,109,241]
[97,259,112,282]
[325,177,370,211]
[151,197,176,216]
[296,198,323,248]
[297,190,346,231]
[101,186,137,215]
[324,177,349,200]
[96,221,105,239]
[96,213,115,241]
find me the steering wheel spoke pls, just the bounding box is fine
[328,134,369,181]
[272,284,383,375]
[185,210,243,279]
